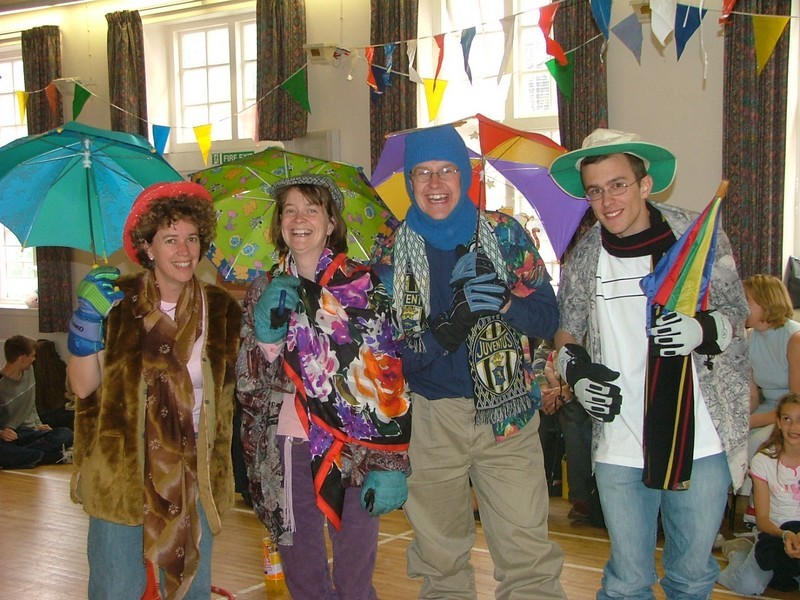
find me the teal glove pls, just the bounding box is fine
[360,470,408,516]
[254,274,302,343]
[68,267,124,356]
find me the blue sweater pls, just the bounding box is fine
[402,242,558,400]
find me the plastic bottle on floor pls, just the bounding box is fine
[263,533,287,596]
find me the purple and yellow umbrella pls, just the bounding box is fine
[190,147,398,283]
[371,114,589,259]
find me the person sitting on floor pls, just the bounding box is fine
[0,335,73,469]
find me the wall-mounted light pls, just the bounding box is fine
[631,0,652,24]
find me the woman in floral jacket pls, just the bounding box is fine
[235,174,411,600]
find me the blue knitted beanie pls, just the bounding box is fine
[403,124,472,201]
[402,125,477,250]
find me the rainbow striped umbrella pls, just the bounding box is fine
[640,181,728,318]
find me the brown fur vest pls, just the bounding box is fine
[70,273,242,531]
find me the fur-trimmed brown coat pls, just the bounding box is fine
[70,273,242,532]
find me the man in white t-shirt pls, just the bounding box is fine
[549,129,750,599]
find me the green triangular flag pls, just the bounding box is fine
[280,68,311,113]
[72,83,91,120]
[545,57,574,101]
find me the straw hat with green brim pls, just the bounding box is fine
[549,128,677,199]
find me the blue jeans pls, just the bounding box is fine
[595,453,730,600]
[717,542,773,595]
[87,503,213,599]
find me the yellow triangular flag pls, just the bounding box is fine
[423,78,447,122]
[752,15,789,75]
[193,124,213,165]
[15,90,28,123]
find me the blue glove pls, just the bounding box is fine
[450,247,496,288]
[451,246,511,313]
[556,344,622,423]
[463,273,511,313]
[254,274,302,343]
[360,470,408,516]
[68,266,124,357]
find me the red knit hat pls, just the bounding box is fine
[123,181,212,264]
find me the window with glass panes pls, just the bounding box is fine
[0,227,37,305]
[0,49,37,305]
[417,0,562,285]
[171,17,256,146]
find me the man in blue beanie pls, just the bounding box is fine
[372,125,566,599]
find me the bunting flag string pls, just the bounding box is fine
[8,1,795,163]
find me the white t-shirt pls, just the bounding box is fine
[750,451,800,526]
[594,249,723,468]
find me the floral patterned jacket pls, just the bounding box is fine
[236,250,411,542]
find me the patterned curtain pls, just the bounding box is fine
[369,0,418,172]
[106,10,148,136]
[256,0,308,141]
[553,0,607,260]
[21,25,72,333]
[722,0,791,278]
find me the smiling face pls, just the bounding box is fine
[777,401,800,450]
[144,219,201,301]
[581,154,653,238]
[410,160,463,221]
[280,187,335,275]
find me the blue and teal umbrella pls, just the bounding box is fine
[0,121,183,262]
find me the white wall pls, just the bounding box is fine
[0,0,739,347]
[606,2,726,213]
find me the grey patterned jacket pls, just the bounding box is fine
[557,202,750,489]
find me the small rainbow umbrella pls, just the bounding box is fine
[640,180,728,320]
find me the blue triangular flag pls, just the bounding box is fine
[590,0,612,39]
[675,3,707,60]
[460,27,476,84]
[611,12,644,65]
[152,124,171,155]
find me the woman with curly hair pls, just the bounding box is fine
[67,182,241,600]
[236,174,411,599]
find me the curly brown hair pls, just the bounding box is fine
[129,194,217,269]
[268,183,348,257]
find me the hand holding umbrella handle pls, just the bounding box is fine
[254,274,301,343]
[68,267,124,357]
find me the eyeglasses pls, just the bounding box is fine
[584,177,644,203]
[410,166,460,183]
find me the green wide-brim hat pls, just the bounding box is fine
[549,128,677,199]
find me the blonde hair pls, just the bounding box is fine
[743,274,793,328]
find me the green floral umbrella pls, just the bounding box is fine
[190,147,398,283]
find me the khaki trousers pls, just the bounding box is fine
[404,394,566,599]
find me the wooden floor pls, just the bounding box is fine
[1,464,795,599]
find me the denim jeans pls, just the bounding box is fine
[717,542,773,595]
[87,502,213,599]
[595,453,731,600]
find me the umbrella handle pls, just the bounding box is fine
[277,290,287,318]
[715,180,729,199]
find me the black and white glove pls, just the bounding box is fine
[556,344,622,423]
[650,310,732,357]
